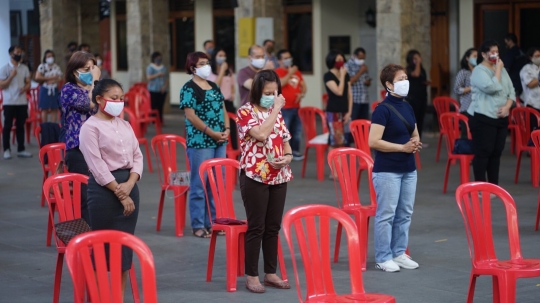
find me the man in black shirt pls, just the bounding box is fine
[503,33,526,96]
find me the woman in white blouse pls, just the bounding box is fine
[35,50,63,122]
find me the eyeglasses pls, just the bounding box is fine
[197,61,211,67]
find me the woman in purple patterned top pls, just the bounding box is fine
[60,51,100,224]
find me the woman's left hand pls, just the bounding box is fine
[343,112,352,123]
[115,181,134,201]
[497,104,510,118]
[270,156,291,169]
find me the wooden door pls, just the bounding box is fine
[431,0,450,97]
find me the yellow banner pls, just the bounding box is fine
[238,18,255,57]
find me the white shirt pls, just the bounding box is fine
[520,63,540,109]
[0,62,30,105]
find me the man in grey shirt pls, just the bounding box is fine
[0,45,32,159]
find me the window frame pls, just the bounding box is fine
[283,4,314,74]
[212,8,236,70]
[169,10,195,72]
[116,14,128,71]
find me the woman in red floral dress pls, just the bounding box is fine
[236,70,292,293]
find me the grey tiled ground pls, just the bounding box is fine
[1,108,540,302]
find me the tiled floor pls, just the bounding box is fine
[1,109,539,302]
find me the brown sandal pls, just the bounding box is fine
[192,228,210,238]
[263,276,291,289]
[245,281,265,293]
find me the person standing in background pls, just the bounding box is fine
[263,40,279,70]
[238,45,267,106]
[503,33,527,97]
[405,50,429,141]
[35,49,63,123]
[203,40,215,58]
[78,44,91,53]
[146,52,168,124]
[65,41,78,65]
[454,48,477,138]
[94,54,111,80]
[275,49,306,161]
[346,47,371,121]
[519,47,540,131]
[0,46,32,159]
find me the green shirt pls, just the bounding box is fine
[468,64,515,119]
[179,80,226,149]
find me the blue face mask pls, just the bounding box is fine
[260,95,275,108]
[469,57,477,66]
[77,70,93,85]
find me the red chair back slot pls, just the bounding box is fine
[512,107,540,147]
[440,112,471,153]
[199,158,239,221]
[151,134,189,187]
[298,106,328,141]
[39,142,66,176]
[349,119,371,154]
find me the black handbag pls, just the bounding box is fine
[54,218,91,245]
[453,139,474,154]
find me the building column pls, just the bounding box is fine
[376,0,431,92]
[126,0,169,85]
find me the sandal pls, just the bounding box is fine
[192,228,210,238]
[206,228,226,236]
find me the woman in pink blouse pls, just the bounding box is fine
[79,79,143,296]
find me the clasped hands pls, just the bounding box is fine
[270,155,292,169]
[402,138,423,154]
[115,181,135,216]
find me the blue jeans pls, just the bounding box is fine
[186,145,226,229]
[281,108,302,153]
[372,171,417,263]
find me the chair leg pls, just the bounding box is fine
[206,231,218,282]
[53,253,64,303]
[316,146,325,182]
[496,274,516,303]
[415,152,422,170]
[41,175,47,207]
[466,273,477,303]
[333,223,342,263]
[129,265,141,303]
[25,122,31,144]
[301,147,309,178]
[510,129,515,155]
[143,143,153,173]
[225,231,240,292]
[492,275,500,303]
[515,151,523,184]
[459,158,471,184]
[277,236,288,282]
[532,151,538,187]
[46,202,55,246]
[174,189,186,237]
[238,233,245,276]
[536,190,540,231]
[155,119,162,135]
[436,133,443,162]
[156,190,165,231]
[443,159,451,193]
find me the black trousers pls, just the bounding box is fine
[65,147,90,224]
[408,98,427,138]
[225,100,238,150]
[240,170,287,276]
[2,105,28,152]
[150,91,167,123]
[471,116,508,184]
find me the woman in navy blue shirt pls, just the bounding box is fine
[368,64,422,273]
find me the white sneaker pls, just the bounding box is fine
[3,150,11,160]
[375,259,401,272]
[393,254,419,269]
[17,150,32,158]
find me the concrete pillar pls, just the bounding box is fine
[0,0,10,66]
[126,0,169,85]
[79,0,101,53]
[376,0,431,92]
[195,0,213,52]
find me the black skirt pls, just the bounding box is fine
[88,169,139,272]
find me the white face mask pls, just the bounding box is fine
[101,99,125,117]
[45,57,55,64]
[283,58,293,67]
[96,59,103,66]
[195,65,212,79]
[354,59,365,66]
[532,57,540,66]
[389,80,410,97]
[251,58,266,69]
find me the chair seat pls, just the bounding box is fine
[305,293,396,303]
[475,259,540,275]
[342,205,376,215]
[212,222,248,233]
[449,153,474,160]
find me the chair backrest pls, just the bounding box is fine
[440,112,470,153]
[455,182,523,266]
[34,124,42,147]
[130,86,152,107]
[298,106,328,141]
[371,100,381,113]
[122,107,143,138]
[151,134,189,186]
[39,142,66,176]
[282,204,367,302]
[27,87,41,119]
[65,230,158,303]
[511,107,540,147]
[199,158,240,221]
[349,119,371,154]
[531,130,540,160]
[433,96,460,129]
[327,148,375,209]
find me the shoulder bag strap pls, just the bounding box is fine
[381,102,414,135]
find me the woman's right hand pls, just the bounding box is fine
[402,139,419,153]
[90,65,101,81]
[273,90,286,110]
[496,58,504,71]
[120,196,136,216]
[209,129,227,143]
[340,66,348,78]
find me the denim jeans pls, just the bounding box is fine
[186,145,226,229]
[372,171,417,263]
[281,108,302,153]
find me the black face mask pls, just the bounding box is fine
[12,54,22,62]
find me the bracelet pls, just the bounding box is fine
[203,126,208,134]
[284,153,293,158]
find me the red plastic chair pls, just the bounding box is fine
[328,148,375,271]
[508,97,524,155]
[26,87,41,143]
[125,91,162,136]
[151,134,189,237]
[512,107,540,186]
[65,230,157,303]
[282,204,396,303]
[322,93,328,110]
[123,108,153,173]
[349,119,371,155]
[298,106,329,181]
[433,96,460,162]
[225,112,241,160]
[440,113,473,193]
[531,130,540,230]
[34,124,42,147]
[39,143,66,247]
[455,182,540,303]
[199,158,288,292]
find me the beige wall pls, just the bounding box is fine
[195,0,213,53]
[459,0,474,56]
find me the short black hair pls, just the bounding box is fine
[249,70,282,105]
[42,49,55,63]
[353,47,366,56]
[91,79,123,105]
[325,49,345,69]
[505,33,518,44]
[203,40,213,48]
[477,40,499,65]
[67,41,77,49]
[8,45,21,54]
[526,47,540,58]
[151,52,162,62]
[460,48,476,70]
[78,43,90,51]
[405,49,421,71]
[263,39,274,46]
[276,49,290,60]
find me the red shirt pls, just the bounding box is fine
[275,67,303,109]
[236,102,293,184]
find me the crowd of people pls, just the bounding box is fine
[1,31,539,298]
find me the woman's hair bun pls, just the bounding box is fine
[94,80,100,86]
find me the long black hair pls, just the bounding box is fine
[42,49,54,64]
[477,40,499,65]
[405,50,421,73]
[460,48,476,70]
[91,79,123,104]
[210,48,231,76]
[249,70,282,105]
